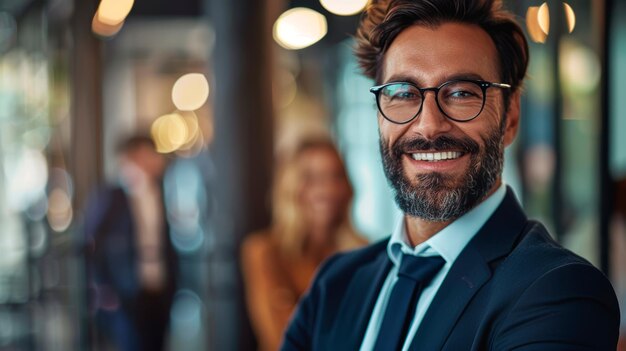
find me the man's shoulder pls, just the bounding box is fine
[316,237,390,281]
[507,220,596,272]
[482,221,620,349]
[493,220,614,299]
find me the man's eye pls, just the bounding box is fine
[448,90,476,98]
[381,84,419,101]
[391,91,418,99]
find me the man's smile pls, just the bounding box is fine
[410,151,463,161]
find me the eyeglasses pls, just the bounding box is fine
[369,79,511,124]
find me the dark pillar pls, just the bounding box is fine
[549,0,564,240]
[205,0,276,349]
[70,0,103,211]
[599,0,613,275]
[69,1,102,350]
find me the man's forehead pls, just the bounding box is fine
[381,22,500,85]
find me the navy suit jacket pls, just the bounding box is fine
[83,186,178,309]
[282,188,620,350]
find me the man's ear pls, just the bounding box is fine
[503,90,521,147]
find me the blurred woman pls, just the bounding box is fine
[241,138,366,351]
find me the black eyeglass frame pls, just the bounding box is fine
[369,79,511,124]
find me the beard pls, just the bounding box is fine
[380,128,504,222]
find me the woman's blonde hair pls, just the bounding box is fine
[271,138,363,257]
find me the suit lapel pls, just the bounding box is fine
[410,187,528,350]
[410,245,490,350]
[332,248,392,350]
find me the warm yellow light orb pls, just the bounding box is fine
[273,8,327,50]
[151,113,189,153]
[563,3,576,33]
[97,0,134,26]
[171,73,210,111]
[320,0,368,16]
[92,10,124,37]
[538,2,550,35]
[525,6,546,44]
[47,188,73,232]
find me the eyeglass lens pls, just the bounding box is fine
[378,81,485,123]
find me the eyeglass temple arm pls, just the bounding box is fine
[490,82,511,89]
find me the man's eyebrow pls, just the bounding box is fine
[383,74,421,85]
[444,72,486,81]
[383,72,487,86]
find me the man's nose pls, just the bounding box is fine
[408,91,453,139]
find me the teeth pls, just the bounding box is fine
[411,151,462,161]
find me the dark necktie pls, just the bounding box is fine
[372,254,445,351]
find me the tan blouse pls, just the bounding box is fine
[241,232,325,351]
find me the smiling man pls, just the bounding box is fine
[281,0,620,350]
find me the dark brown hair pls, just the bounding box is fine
[117,135,156,154]
[355,0,529,98]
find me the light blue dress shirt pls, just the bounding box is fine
[359,184,507,351]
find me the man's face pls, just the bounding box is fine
[128,144,167,180]
[378,22,520,221]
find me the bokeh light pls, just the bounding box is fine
[171,73,210,111]
[151,113,189,153]
[273,8,327,50]
[564,2,576,33]
[6,148,48,211]
[97,0,134,26]
[175,111,208,157]
[171,289,203,340]
[526,5,546,43]
[92,10,124,37]
[527,2,574,43]
[151,110,211,156]
[164,161,207,253]
[46,188,73,232]
[560,39,600,94]
[538,2,550,36]
[319,0,369,16]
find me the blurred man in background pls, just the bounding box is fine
[83,135,177,351]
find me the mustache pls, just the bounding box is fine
[391,135,480,157]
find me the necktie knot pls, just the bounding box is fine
[398,254,445,284]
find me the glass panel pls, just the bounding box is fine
[0,4,75,350]
[557,1,602,265]
[335,39,401,241]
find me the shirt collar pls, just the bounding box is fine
[387,183,507,266]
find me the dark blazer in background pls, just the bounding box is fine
[83,186,178,351]
[282,188,620,350]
